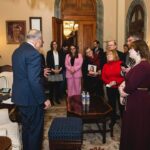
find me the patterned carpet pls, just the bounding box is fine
[42,99,121,150]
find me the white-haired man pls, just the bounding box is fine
[12,29,51,150]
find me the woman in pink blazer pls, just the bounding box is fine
[65,45,83,97]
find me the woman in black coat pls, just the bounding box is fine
[82,47,104,97]
[46,41,64,104]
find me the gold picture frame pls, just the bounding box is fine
[6,20,26,44]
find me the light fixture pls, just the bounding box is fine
[63,21,78,38]
[74,24,79,31]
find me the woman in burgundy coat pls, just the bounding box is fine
[82,47,104,97]
[119,40,150,150]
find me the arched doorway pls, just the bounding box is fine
[54,0,104,52]
[126,0,146,40]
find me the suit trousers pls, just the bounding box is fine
[106,87,124,123]
[18,105,44,150]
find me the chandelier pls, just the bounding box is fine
[63,21,79,38]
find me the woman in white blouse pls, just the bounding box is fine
[46,41,64,104]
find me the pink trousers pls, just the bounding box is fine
[67,78,81,97]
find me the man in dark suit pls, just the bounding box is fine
[12,29,51,150]
[92,40,105,95]
[93,40,104,54]
[121,33,142,75]
[107,40,125,63]
[102,40,126,76]
[92,40,106,69]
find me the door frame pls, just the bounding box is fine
[54,0,104,47]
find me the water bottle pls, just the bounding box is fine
[86,92,90,105]
[81,91,86,112]
[86,92,90,112]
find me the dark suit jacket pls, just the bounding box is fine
[46,50,64,74]
[92,47,106,69]
[117,50,126,63]
[12,42,46,106]
[93,47,104,54]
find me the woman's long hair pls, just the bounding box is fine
[69,45,79,58]
[106,49,119,62]
[130,40,150,63]
[50,40,58,51]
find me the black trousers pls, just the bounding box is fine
[83,77,104,97]
[59,71,67,98]
[18,105,44,150]
[49,81,61,102]
[106,87,124,123]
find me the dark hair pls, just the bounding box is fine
[123,44,129,51]
[128,33,142,41]
[83,47,93,58]
[123,44,128,47]
[69,45,79,58]
[50,40,58,51]
[130,40,150,63]
[93,40,100,45]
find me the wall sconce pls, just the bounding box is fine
[63,21,78,38]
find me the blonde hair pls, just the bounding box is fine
[106,50,119,61]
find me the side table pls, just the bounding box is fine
[67,95,113,143]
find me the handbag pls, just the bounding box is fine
[48,74,63,82]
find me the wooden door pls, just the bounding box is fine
[52,17,63,49]
[78,21,96,53]
[61,0,96,53]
